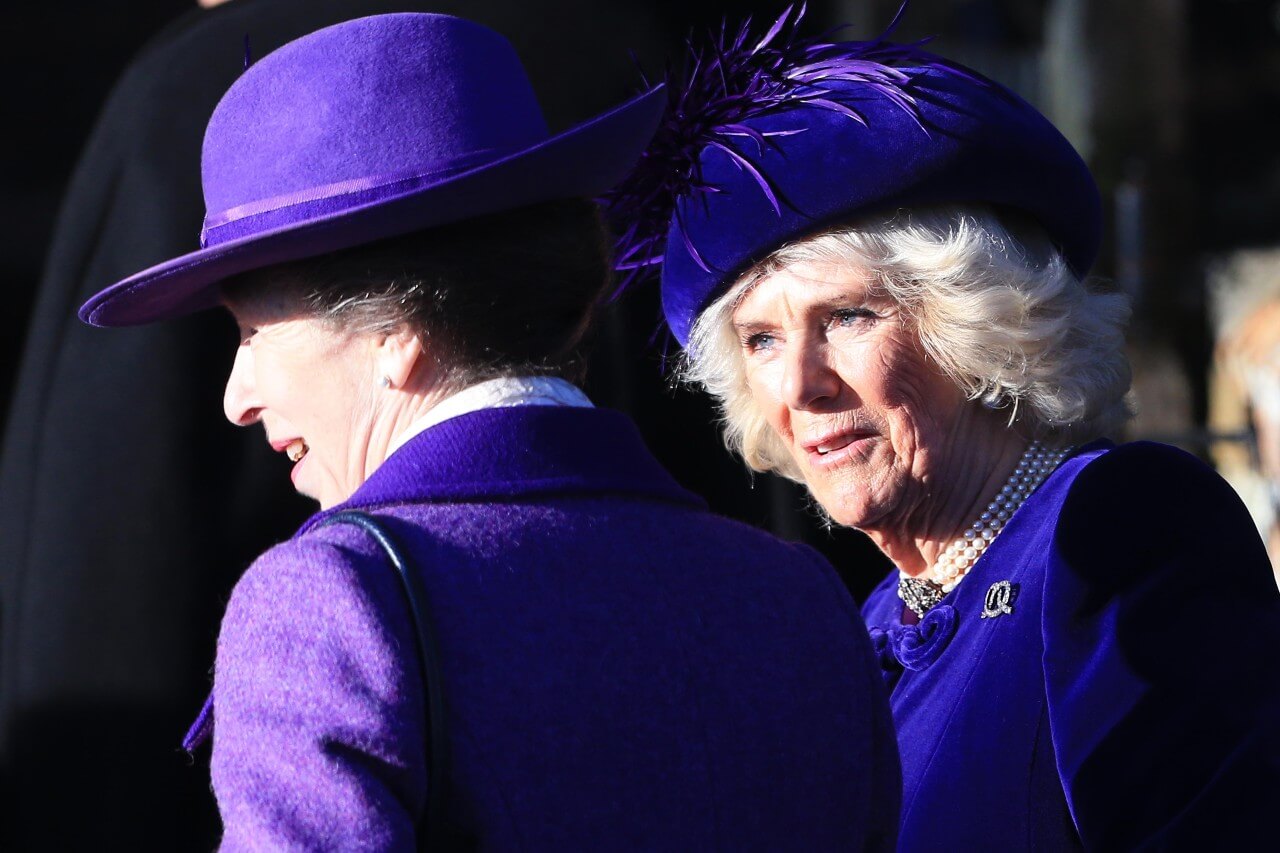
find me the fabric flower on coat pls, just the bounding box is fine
[888,604,959,671]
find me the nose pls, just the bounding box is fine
[780,334,843,411]
[223,344,262,426]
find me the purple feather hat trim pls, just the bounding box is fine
[602,2,977,298]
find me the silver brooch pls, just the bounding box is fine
[981,580,1019,619]
[898,575,946,619]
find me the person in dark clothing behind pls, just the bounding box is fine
[0,1,664,848]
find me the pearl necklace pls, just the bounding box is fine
[897,441,1071,619]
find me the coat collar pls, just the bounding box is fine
[300,406,705,534]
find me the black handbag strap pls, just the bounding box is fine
[318,509,456,849]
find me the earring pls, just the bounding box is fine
[378,375,392,389]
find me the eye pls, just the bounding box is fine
[239,327,258,346]
[830,307,878,328]
[741,331,777,353]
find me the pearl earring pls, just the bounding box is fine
[378,375,392,389]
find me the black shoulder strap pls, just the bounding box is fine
[318,509,459,849]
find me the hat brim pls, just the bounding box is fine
[80,84,666,327]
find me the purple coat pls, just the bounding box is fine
[204,406,900,849]
[863,441,1280,850]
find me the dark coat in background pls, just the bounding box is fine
[0,1,666,847]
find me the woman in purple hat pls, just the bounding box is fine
[80,13,902,850]
[609,7,1280,850]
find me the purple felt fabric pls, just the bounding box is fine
[207,406,901,849]
[78,14,665,327]
[657,63,1099,346]
[200,16,548,223]
[862,441,1280,851]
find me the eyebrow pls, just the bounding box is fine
[731,319,775,334]
[732,291,877,330]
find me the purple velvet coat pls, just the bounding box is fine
[863,441,1280,851]
[203,405,900,849]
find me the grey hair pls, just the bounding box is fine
[222,199,613,389]
[304,281,429,336]
[235,265,479,389]
[683,205,1134,480]
[298,279,481,391]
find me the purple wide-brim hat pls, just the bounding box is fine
[80,13,665,327]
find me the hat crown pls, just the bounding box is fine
[79,12,666,328]
[657,63,1100,345]
[201,14,548,219]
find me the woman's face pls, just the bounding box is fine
[732,261,973,533]
[223,290,379,509]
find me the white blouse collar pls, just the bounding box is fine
[387,375,593,455]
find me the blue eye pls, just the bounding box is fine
[742,332,776,353]
[831,307,877,327]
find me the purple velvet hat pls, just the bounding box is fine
[606,7,1101,346]
[80,13,665,327]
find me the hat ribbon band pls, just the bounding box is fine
[200,145,521,249]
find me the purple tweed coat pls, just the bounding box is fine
[202,405,900,849]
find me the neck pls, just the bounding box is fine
[358,376,458,485]
[869,416,1029,579]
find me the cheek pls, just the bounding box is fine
[829,342,882,401]
[873,342,960,428]
[248,353,288,406]
[743,361,792,434]
[254,348,356,433]
[893,395,969,496]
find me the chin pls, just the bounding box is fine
[808,465,907,532]
[797,471,863,525]
[826,506,872,531]
[314,486,346,510]
[314,478,359,510]
[803,488,860,529]
[820,483,896,531]
[290,477,326,508]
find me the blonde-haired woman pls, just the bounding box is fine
[610,8,1280,850]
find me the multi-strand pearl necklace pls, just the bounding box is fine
[897,441,1071,619]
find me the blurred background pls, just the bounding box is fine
[0,0,1277,848]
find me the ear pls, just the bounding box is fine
[373,325,425,390]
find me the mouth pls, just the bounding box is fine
[802,430,877,466]
[285,439,309,463]
[270,437,310,464]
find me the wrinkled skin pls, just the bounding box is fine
[222,289,433,509]
[732,261,1026,574]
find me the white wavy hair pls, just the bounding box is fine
[683,205,1134,480]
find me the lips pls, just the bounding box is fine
[269,437,310,463]
[802,429,877,466]
[815,435,857,455]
